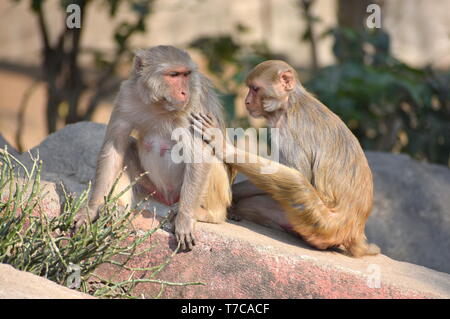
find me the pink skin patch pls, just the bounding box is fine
[143,141,153,152]
[159,143,171,157]
[137,183,179,206]
[143,141,171,157]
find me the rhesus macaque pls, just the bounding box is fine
[190,60,380,257]
[75,45,232,250]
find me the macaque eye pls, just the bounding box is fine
[183,71,192,77]
[250,86,259,93]
[169,72,180,77]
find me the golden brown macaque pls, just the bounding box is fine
[75,45,232,250]
[190,60,380,257]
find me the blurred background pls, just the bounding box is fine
[0,0,449,166]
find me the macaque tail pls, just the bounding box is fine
[230,151,379,256]
[230,154,333,227]
[346,239,380,257]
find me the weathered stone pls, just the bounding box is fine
[97,217,450,298]
[23,122,106,195]
[0,134,19,157]
[366,152,450,274]
[0,178,61,218]
[0,263,93,299]
[2,122,450,299]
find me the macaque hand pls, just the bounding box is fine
[189,112,235,161]
[174,212,197,250]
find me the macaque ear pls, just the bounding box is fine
[279,70,296,91]
[134,56,143,72]
[133,49,146,73]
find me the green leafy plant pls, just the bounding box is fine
[0,147,202,298]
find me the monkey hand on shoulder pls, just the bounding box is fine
[189,112,236,162]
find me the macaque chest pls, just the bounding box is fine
[138,134,185,201]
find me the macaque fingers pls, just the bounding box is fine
[175,220,197,251]
[200,112,215,127]
[176,233,196,251]
[190,114,223,148]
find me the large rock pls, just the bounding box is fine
[0,135,19,157]
[17,122,106,196]
[98,217,450,298]
[0,178,61,218]
[1,122,450,298]
[366,152,450,274]
[0,263,93,299]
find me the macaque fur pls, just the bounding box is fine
[192,60,379,257]
[76,46,232,250]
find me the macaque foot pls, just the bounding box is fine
[227,205,243,221]
[174,212,197,251]
[228,212,243,222]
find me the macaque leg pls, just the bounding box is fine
[231,179,299,235]
[232,194,295,234]
[232,179,267,202]
[112,137,143,209]
[194,162,232,223]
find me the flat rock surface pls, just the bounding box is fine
[97,214,450,298]
[0,263,93,299]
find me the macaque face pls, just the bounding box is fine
[162,67,192,109]
[244,82,266,118]
[245,80,286,118]
[244,64,297,118]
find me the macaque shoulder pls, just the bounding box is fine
[115,81,143,109]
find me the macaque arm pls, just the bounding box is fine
[190,112,330,223]
[175,134,211,250]
[89,110,133,209]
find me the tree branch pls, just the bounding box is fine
[35,3,50,52]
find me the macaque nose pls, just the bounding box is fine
[177,90,188,102]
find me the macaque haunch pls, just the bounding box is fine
[75,45,232,250]
[191,60,380,257]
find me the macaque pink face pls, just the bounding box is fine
[163,67,191,109]
[244,81,267,118]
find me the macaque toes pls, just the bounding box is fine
[75,45,232,250]
[191,60,379,257]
